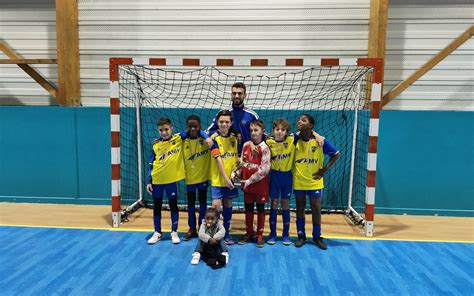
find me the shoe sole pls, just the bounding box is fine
[282,242,292,246]
[267,241,276,245]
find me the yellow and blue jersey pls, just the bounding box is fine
[209,131,239,187]
[266,134,296,172]
[148,134,185,185]
[293,137,338,190]
[183,137,210,185]
[148,130,209,185]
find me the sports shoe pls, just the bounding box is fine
[222,252,229,264]
[256,235,265,248]
[282,236,292,245]
[313,237,328,250]
[182,229,197,241]
[266,235,276,245]
[224,234,235,245]
[295,235,306,248]
[191,252,201,265]
[147,232,162,244]
[237,233,255,245]
[171,231,180,244]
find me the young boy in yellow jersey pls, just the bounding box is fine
[209,110,239,245]
[146,118,212,245]
[265,119,295,245]
[293,114,340,250]
[182,115,211,240]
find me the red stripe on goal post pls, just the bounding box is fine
[251,59,268,66]
[183,58,200,66]
[286,59,304,66]
[321,58,339,66]
[216,59,234,66]
[149,58,166,66]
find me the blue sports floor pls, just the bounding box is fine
[0,226,472,295]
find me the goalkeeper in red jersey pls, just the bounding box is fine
[232,119,271,248]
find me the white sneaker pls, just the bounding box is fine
[171,231,180,244]
[147,232,162,244]
[222,252,229,264]
[191,252,201,265]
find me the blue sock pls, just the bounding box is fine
[296,217,305,237]
[188,204,196,231]
[313,224,321,238]
[223,205,233,235]
[153,216,161,233]
[198,203,207,227]
[269,208,277,236]
[171,211,179,232]
[282,209,290,237]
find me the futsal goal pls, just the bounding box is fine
[110,57,383,237]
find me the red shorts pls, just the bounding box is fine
[244,192,268,204]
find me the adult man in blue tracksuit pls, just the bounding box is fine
[207,82,259,154]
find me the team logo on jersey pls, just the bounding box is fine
[199,139,204,145]
[230,141,235,147]
[283,143,288,149]
[242,119,247,125]
[312,146,317,152]
[296,158,318,164]
[185,145,189,149]
[172,140,176,145]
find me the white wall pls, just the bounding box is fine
[0,0,472,110]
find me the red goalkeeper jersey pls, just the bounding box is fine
[241,141,271,196]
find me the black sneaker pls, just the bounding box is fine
[295,235,306,248]
[313,237,328,250]
[182,229,197,241]
[237,233,255,245]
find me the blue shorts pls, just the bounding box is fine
[211,186,238,200]
[293,189,323,199]
[270,170,292,200]
[151,182,178,199]
[186,181,208,193]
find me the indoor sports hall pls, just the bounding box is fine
[0,1,472,295]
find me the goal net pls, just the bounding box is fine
[110,57,382,236]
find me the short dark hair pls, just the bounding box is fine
[206,207,218,217]
[158,117,172,126]
[250,119,265,131]
[232,82,246,94]
[216,110,233,122]
[186,114,201,124]
[300,114,315,128]
[272,118,291,132]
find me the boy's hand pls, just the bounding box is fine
[208,238,217,245]
[225,177,235,189]
[146,184,153,193]
[205,138,213,148]
[153,138,159,144]
[242,180,249,190]
[312,169,326,180]
[313,131,325,147]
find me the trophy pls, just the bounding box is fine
[231,160,243,188]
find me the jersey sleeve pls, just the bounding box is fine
[246,143,271,185]
[147,149,156,184]
[322,140,339,157]
[210,138,220,158]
